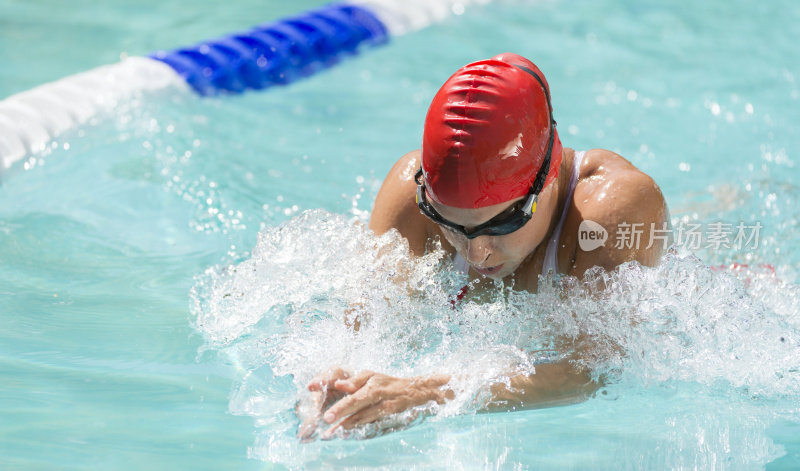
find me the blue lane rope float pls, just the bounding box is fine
[149,3,388,95]
[0,0,490,173]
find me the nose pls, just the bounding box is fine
[464,236,492,266]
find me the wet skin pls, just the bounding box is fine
[297,147,669,439]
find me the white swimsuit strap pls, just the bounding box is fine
[541,150,585,275]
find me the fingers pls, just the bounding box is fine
[297,415,320,441]
[301,369,425,441]
[322,400,418,440]
[340,399,401,429]
[296,390,324,440]
[323,378,382,424]
[297,388,351,440]
[298,367,352,440]
[332,369,375,394]
[307,368,351,392]
[321,402,386,439]
[295,389,323,421]
[299,367,370,441]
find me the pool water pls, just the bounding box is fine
[1,0,799,469]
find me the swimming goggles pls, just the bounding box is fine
[415,169,539,239]
[415,63,556,239]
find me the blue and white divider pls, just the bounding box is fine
[0,0,489,174]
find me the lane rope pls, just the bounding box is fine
[0,0,489,172]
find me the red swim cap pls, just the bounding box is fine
[421,53,563,209]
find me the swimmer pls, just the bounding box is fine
[297,53,669,440]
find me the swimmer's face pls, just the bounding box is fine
[431,182,558,280]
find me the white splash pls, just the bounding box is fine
[191,210,800,468]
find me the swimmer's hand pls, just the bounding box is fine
[296,368,453,440]
[296,368,350,441]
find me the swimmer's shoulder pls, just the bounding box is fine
[369,150,435,255]
[567,148,669,273]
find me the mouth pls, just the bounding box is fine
[474,264,504,277]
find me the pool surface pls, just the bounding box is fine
[1,0,799,469]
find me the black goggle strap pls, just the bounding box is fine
[415,172,467,233]
[511,63,557,197]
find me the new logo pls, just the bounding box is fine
[578,220,608,251]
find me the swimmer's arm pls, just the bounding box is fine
[300,362,597,439]
[481,360,600,411]
[368,150,432,256]
[344,151,433,330]
[298,369,455,439]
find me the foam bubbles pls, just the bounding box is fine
[190,211,800,467]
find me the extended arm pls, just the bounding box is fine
[297,357,599,439]
[482,360,599,412]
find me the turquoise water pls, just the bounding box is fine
[1,0,799,469]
